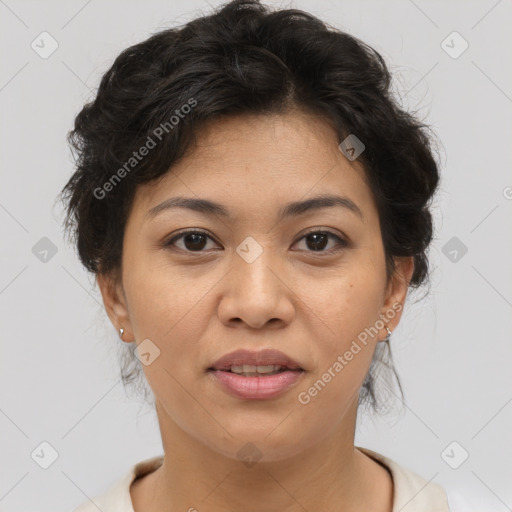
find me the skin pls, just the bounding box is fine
[97,109,414,512]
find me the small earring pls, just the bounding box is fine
[119,327,125,340]
[382,326,392,342]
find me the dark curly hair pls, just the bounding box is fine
[58,0,441,414]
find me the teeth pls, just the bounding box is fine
[230,364,283,375]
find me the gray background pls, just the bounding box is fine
[1,0,511,510]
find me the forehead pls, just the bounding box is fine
[129,111,377,225]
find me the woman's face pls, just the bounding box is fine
[98,110,412,462]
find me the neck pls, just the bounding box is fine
[131,398,393,512]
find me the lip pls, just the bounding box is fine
[208,348,303,371]
[209,369,304,400]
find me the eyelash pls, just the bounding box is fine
[163,229,348,255]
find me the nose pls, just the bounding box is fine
[217,242,295,330]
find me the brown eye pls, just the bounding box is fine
[294,230,347,253]
[164,229,347,255]
[164,230,218,252]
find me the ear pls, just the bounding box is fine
[96,271,134,343]
[378,256,415,339]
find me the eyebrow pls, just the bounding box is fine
[146,194,364,222]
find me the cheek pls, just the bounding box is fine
[122,264,211,421]
[297,270,384,399]
[123,261,220,403]
[125,259,215,341]
[305,270,384,351]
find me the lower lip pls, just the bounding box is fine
[209,369,304,400]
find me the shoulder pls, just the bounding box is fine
[357,446,451,512]
[71,455,164,512]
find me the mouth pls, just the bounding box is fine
[207,364,302,377]
[208,348,304,374]
[207,367,305,400]
[207,348,305,399]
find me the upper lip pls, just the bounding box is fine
[209,349,303,371]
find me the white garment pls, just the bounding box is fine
[72,446,451,511]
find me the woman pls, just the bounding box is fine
[60,0,450,510]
